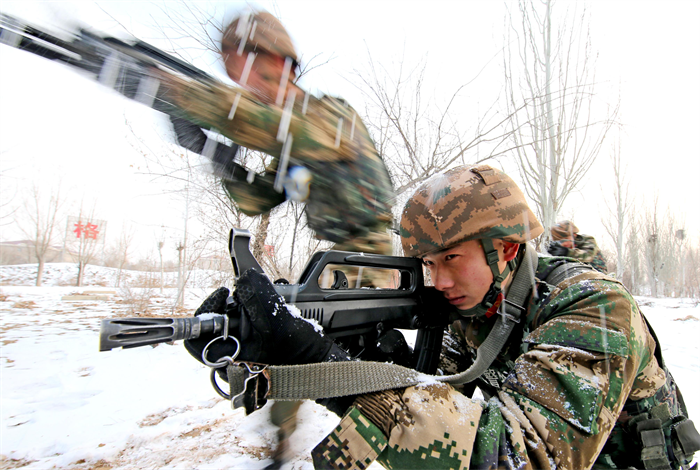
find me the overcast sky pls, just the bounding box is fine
[1,0,698,258]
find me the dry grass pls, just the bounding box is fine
[135,273,163,288]
[0,455,38,469]
[11,300,37,309]
[673,315,699,321]
[118,286,157,316]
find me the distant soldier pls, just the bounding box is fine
[548,220,608,273]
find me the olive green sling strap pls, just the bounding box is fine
[224,244,539,411]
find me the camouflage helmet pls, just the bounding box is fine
[400,165,543,257]
[222,10,298,68]
[551,220,579,240]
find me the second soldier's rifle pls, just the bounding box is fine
[100,228,454,377]
[1,13,289,192]
[0,13,211,110]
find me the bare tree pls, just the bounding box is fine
[269,201,326,282]
[618,198,694,298]
[639,197,687,297]
[157,238,165,294]
[503,0,619,241]
[601,138,631,278]
[113,224,135,288]
[684,240,700,300]
[673,228,689,298]
[0,154,19,228]
[619,206,646,295]
[353,48,524,199]
[20,182,67,286]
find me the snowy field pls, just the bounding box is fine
[1,264,699,469]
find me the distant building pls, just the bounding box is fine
[0,240,73,265]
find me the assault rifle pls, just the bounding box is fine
[100,228,454,375]
[0,13,213,109]
[1,13,271,184]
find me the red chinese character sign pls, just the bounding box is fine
[67,216,107,243]
[73,221,100,240]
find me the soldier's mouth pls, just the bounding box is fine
[445,295,466,306]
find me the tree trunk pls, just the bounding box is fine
[77,262,85,287]
[252,212,271,262]
[36,258,45,287]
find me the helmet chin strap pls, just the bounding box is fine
[456,239,517,318]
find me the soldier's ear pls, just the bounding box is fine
[502,241,520,262]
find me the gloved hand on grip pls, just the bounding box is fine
[184,286,238,367]
[232,268,349,365]
[184,269,350,368]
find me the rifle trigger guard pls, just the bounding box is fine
[231,363,269,415]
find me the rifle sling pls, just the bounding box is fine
[227,244,538,401]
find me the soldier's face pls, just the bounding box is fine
[422,239,515,310]
[224,50,290,104]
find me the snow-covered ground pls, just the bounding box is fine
[1,264,699,469]
[0,263,228,290]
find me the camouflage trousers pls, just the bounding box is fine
[268,400,303,468]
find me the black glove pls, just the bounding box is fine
[185,269,350,367]
[184,286,236,366]
[233,268,349,365]
[547,241,569,257]
[186,270,359,416]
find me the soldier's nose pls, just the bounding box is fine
[432,270,454,291]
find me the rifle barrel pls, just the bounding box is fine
[99,315,225,351]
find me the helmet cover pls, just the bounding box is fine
[222,10,298,66]
[400,165,543,257]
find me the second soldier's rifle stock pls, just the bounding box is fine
[100,228,453,375]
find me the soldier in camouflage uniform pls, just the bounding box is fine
[188,164,699,469]
[548,220,608,273]
[167,11,395,469]
[308,165,698,469]
[157,10,394,256]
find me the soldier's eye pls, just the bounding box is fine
[445,254,458,261]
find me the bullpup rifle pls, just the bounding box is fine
[100,228,453,376]
[1,13,295,193]
[0,13,213,109]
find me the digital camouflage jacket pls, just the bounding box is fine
[160,74,394,254]
[312,255,697,469]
